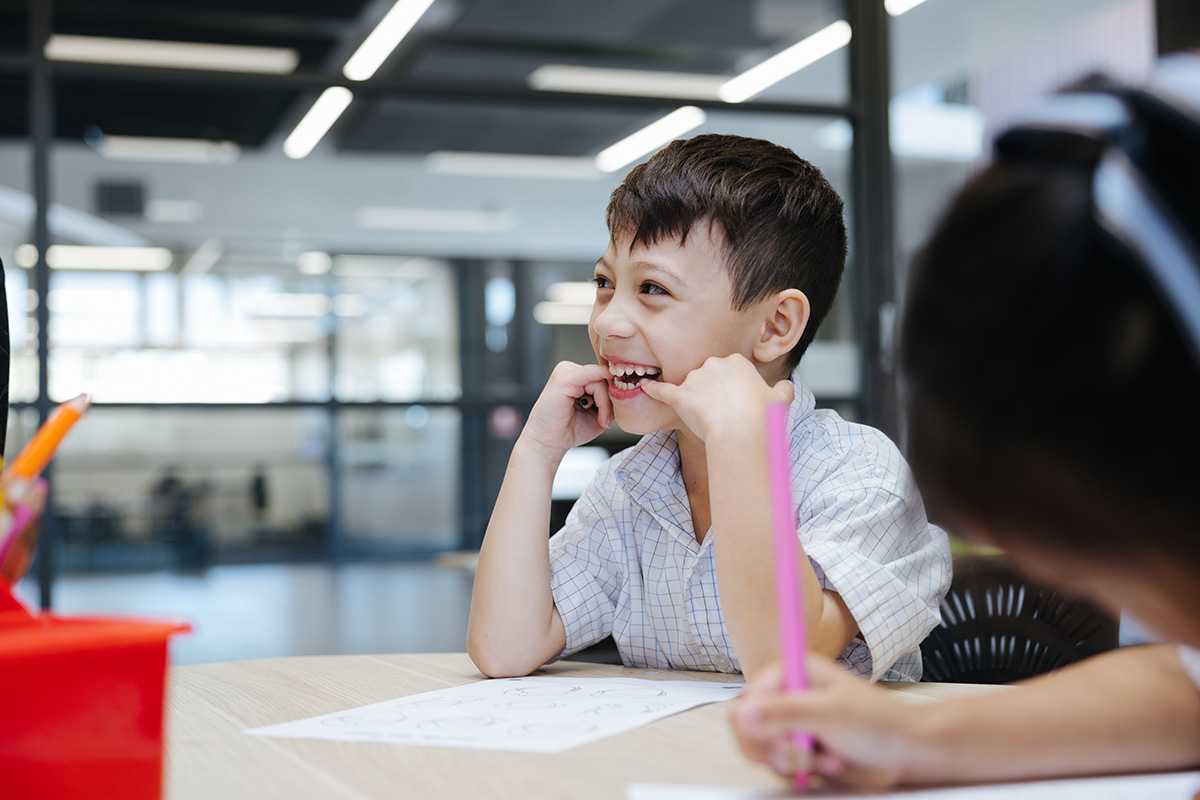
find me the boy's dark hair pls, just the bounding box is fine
[606,134,847,369]
[900,151,1200,567]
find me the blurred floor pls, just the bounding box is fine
[15,562,475,665]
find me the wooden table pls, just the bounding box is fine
[167,653,999,800]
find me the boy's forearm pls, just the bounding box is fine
[905,645,1200,785]
[707,427,841,678]
[467,439,565,676]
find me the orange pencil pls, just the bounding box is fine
[9,393,91,480]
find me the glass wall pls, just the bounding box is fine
[1,0,899,600]
[338,407,460,552]
[335,256,459,401]
[7,408,330,570]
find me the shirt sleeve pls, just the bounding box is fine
[800,468,952,682]
[547,468,624,661]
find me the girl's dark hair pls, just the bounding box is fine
[900,148,1200,565]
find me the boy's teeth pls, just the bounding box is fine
[607,363,660,378]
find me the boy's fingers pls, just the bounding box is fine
[571,363,613,390]
[553,362,611,393]
[585,380,614,428]
[639,379,679,405]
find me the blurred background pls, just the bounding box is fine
[0,0,1187,662]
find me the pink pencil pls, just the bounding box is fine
[765,402,812,790]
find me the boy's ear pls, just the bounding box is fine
[752,289,810,366]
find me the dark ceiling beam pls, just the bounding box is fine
[46,61,857,118]
[0,53,31,74]
[1155,0,1200,54]
[55,7,352,40]
[421,32,744,71]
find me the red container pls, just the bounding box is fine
[0,584,189,799]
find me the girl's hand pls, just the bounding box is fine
[730,656,925,791]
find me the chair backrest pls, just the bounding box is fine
[920,554,1118,684]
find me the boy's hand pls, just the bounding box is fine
[518,361,614,463]
[730,657,920,791]
[640,354,793,444]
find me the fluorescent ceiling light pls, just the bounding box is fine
[15,244,37,268]
[46,34,298,74]
[546,281,597,305]
[885,0,931,15]
[180,239,223,275]
[284,87,354,160]
[247,293,332,318]
[245,292,367,318]
[524,23,850,108]
[595,106,706,173]
[333,255,443,278]
[718,21,852,103]
[17,244,173,271]
[355,207,514,233]
[146,200,204,224]
[343,0,437,81]
[96,135,240,164]
[533,301,591,326]
[248,319,325,343]
[528,65,726,101]
[297,251,333,275]
[427,152,602,180]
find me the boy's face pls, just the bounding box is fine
[589,223,770,436]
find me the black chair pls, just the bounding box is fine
[568,636,624,665]
[920,554,1119,684]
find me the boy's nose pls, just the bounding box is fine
[590,298,636,339]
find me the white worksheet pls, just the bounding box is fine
[628,770,1200,800]
[247,676,741,753]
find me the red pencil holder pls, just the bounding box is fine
[0,584,189,799]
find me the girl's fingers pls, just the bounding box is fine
[768,738,814,777]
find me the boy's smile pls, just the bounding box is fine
[602,359,662,399]
[589,222,769,436]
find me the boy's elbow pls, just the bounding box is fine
[467,634,538,678]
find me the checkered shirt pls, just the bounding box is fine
[547,381,952,681]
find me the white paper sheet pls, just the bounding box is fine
[247,676,741,753]
[628,770,1200,800]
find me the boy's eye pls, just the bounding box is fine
[641,282,669,297]
[592,275,613,290]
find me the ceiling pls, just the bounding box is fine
[0,0,844,154]
[0,0,1152,266]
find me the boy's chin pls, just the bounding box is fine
[612,405,676,436]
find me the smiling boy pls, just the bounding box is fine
[468,134,950,681]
